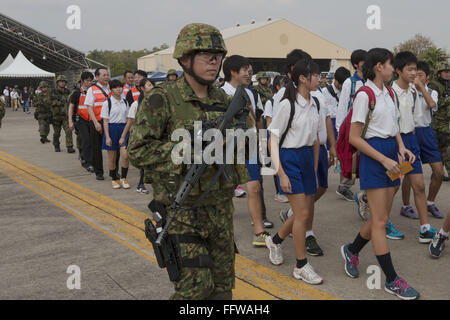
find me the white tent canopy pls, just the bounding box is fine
[0,54,14,72]
[0,51,55,78]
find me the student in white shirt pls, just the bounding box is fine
[101,80,130,190]
[409,61,445,218]
[342,48,419,300]
[121,77,154,195]
[392,52,438,243]
[222,55,273,246]
[335,50,367,204]
[265,59,323,285]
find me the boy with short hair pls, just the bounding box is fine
[393,51,437,243]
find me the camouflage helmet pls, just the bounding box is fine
[56,75,67,82]
[256,72,269,81]
[167,69,178,77]
[435,60,450,73]
[38,81,49,88]
[173,23,227,60]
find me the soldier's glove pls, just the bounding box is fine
[34,112,39,120]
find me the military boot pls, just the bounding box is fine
[40,137,46,144]
[67,146,75,154]
[54,145,61,152]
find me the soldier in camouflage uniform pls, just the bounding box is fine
[166,69,179,82]
[128,23,251,300]
[34,81,52,144]
[0,95,5,128]
[51,75,74,153]
[253,72,273,107]
[429,61,450,180]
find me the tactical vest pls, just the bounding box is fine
[149,83,248,206]
[51,89,70,118]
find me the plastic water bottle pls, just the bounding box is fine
[335,160,341,174]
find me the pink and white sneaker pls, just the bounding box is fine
[234,185,246,197]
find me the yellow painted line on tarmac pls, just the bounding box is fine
[0,150,338,300]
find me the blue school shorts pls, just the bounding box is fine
[326,118,338,150]
[102,123,128,151]
[317,145,329,189]
[359,137,401,190]
[245,151,261,181]
[415,126,442,164]
[401,132,423,175]
[277,146,317,195]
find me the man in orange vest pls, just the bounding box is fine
[85,67,111,180]
[122,70,134,99]
[125,70,147,106]
[68,71,94,172]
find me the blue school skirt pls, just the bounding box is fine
[359,137,401,190]
[401,132,423,175]
[102,123,128,151]
[317,145,328,189]
[277,146,317,195]
[415,126,441,164]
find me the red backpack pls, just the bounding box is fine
[336,85,396,183]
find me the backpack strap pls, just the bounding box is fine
[347,76,357,111]
[279,99,295,148]
[312,96,320,113]
[351,86,376,183]
[326,85,339,103]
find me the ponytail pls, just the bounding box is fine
[281,58,319,105]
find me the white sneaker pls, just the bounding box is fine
[292,263,323,285]
[234,185,246,197]
[265,236,283,265]
[274,193,289,203]
[120,178,130,189]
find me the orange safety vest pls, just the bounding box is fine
[76,88,90,121]
[130,87,140,102]
[91,84,111,121]
[123,85,133,97]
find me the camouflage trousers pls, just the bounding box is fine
[0,109,4,128]
[168,199,236,300]
[436,130,450,173]
[38,118,50,138]
[52,118,73,148]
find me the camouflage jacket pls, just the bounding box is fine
[0,96,5,120]
[34,92,52,119]
[253,85,273,107]
[429,79,449,133]
[51,88,71,120]
[128,76,251,206]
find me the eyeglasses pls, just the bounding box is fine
[196,51,224,63]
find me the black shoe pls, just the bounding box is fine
[40,137,45,144]
[96,174,104,181]
[443,176,450,182]
[263,218,274,229]
[44,138,50,143]
[86,166,95,173]
[67,147,75,153]
[54,146,61,152]
[306,235,324,256]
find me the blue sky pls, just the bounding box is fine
[2,0,449,53]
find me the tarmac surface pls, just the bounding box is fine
[0,107,449,300]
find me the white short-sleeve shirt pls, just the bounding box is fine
[100,96,128,124]
[127,100,139,119]
[336,76,364,133]
[392,81,420,134]
[264,99,273,118]
[311,90,330,145]
[414,85,438,128]
[351,79,399,139]
[270,86,286,119]
[322,82,341,119]
[268,93,320,148]
[3,89,9,97]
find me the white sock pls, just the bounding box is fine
[287,208,293,218]
[427,201,434,206]
[306,230,315,238]
[420,224,431,233]
[440,229,449,238]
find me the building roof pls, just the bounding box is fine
[0,53,13,72]
[0,51,55,78]
[0,12,89,72]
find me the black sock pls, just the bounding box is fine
[121,167,128,179]
[139,168,144,185]
[109,169,119,180]
[296,258,307,269]
[348,233,369,255]
[376,253,398,283]
[272,233,284,245]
